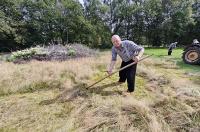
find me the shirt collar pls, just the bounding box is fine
[114,42,124,50]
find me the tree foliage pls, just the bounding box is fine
[0,0,199,51]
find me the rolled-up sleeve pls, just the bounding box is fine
[136,45,143,52]
[111,47,117,61]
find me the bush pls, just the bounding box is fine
[67,49,76,56]
[7,46,44,62]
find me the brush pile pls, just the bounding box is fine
[6,44,98,63]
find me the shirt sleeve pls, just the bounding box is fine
[111,46,117,61]
[174,44,176,48]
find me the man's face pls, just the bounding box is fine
[112,37,121,48]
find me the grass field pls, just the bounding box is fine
[0,49,199,131]
[145,48,200,72]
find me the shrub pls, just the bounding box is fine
[67,49,76,56]
[7,46,44,62]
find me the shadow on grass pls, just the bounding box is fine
[87,82,123,96]
[39,82,123,105]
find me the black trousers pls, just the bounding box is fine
[168,50,172,55]
[118,60,137,92]
[168,48,172,55]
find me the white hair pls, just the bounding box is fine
[111,35,121,40]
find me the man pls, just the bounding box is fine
[168,42,178,55]
[107,35,144,94]
[193,39,199,44]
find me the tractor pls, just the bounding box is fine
[182,39,200,65]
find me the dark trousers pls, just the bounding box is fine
[168,50,172,55]
[118,60,137,92]
[168,47,172,55]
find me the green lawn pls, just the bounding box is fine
[144,48,200,73]
[144,48,182,58]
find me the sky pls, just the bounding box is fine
[79,0,84,5]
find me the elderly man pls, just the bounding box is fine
[193,39,199,44]
[107,35,144,94]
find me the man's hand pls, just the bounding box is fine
[133,48,144,63]
[133,56,140,63]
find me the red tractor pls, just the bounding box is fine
[182,39,200,65]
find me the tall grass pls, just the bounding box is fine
[0,55,109,96]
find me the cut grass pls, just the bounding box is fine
[0,50,199,131]
[0,90,75,132]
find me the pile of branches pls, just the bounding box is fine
[7,44,98,63]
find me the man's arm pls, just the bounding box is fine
[133,47,144,63]
[107,47,117,75]
[127,40,144,62]
[107,60,116,75]
[173,43,177,48]
[137,48,144,58]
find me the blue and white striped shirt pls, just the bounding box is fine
[112,40,144,62]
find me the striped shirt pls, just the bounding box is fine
[111,40,144,62]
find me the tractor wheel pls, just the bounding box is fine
[182,46,200,65]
